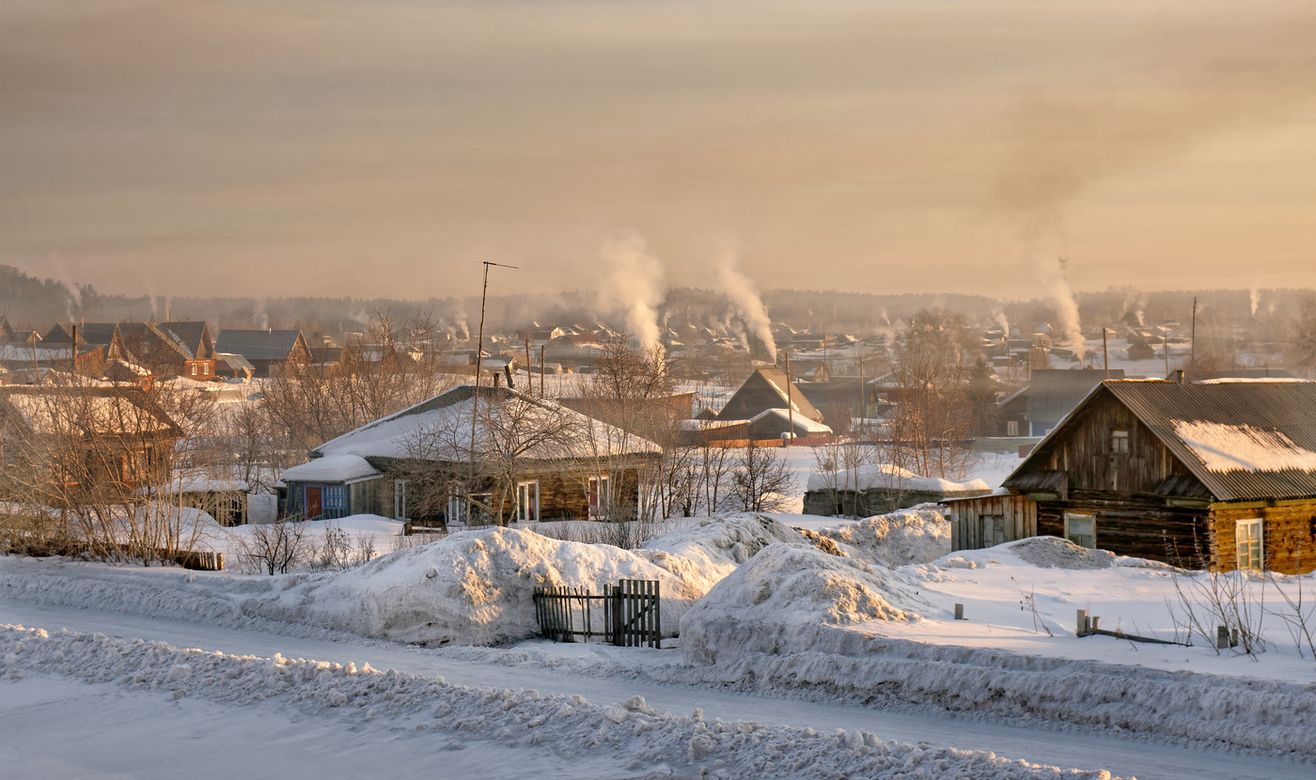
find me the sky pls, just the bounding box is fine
[2,0,1315,300]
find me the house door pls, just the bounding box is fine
[304,487,322,520]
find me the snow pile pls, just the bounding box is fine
[681,543,926,664]
[812,506,950,567]
[1008,537,1114,570]
[262,527,701,646]
[639,513,806,592]
[0,625,1120,779]
[1171,418,1316,473]
[805,463,989,494]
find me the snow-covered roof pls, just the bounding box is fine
[1007,379,1316,501]
[313,385,661,463]
[750,408,832,435]
[806,463,989,494]
[282,454,382,484]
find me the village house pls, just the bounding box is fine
[110,321,219,380]
[0,385,182,508]
[281,385,662,526]
[214,329,313,377]
[992,368,1124,438]
[712,367,832,441]
[946,378,1316,574]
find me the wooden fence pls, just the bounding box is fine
[533,578,661,648]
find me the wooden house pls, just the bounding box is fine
[0,385,182,507]
[282,385,662,525]
[947,379,1316,574]
[110,321,218,380]
[214,329,312,377]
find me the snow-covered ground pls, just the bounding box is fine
[5,511,1316,778]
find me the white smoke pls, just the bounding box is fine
[1250,287,1262,317]
[992,309,1010,339]
[597,233,667,352]
[1042,257,1084,360]
[252,298,270,330]
[714,250,777,362]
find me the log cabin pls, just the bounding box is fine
[947,378,1316,574]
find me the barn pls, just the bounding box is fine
[947,378,1316,574]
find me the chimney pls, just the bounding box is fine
[1175,369,1185,384]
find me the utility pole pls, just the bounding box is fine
[857,351,865,432]
[1163,331,1170,376]
[1102,327,1109,379]
[539,344,546,397]
[469,261,518,485]
[784,349,794,445]
[524,336,532,392]
[1189,296,1198,367]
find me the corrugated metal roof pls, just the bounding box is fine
[215,329,304,361]
[1024,369,1124,425]
[1104,380,1316,501]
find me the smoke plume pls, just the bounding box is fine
[714,250,777,362]
[1250,287,1262,317]
[597,233,667,352]
[1043,257,1084,360]
[992,309,1010,339]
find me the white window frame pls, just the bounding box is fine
[1064,513,1096,549]
[1236,518,1264,571]
[1111,429,1130,455]
[1006,420,1019,437]
[393,479,408,520]
[516,480,540,523]
[587,475,610,521]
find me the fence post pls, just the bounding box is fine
[610,584,623,646]
[953,603,965,621]
[1076,609,1088,637]
[1216,625,1230,650]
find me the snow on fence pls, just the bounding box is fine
[533,578,661,648]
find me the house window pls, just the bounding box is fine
[517,480,540,523]
[447,493,468,525]
[190,363,199,377]
[1064,513,1096,549]
[323,485,348,519]
[1236,518,1263,571]
[393,479,408,520]
[588,475,610,520]
[1006,420,1020,437]
[468,493,494,524]
[1111,430,1130,454]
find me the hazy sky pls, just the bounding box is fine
[3,0,1315,300]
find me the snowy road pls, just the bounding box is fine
[2,599,1310,780]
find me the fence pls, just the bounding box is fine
[533,578,661,648]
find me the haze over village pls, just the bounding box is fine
[3,3,1316,779]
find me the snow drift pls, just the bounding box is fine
[263,527,702,646]
[639,513,806,593]
[681,543,927,664]
[811,506,950,567]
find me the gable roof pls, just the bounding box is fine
[1025,368,1124,425]
[44,322,118,347]
[716,367,823,422]
[311,385,661,463]
[1008,379,1316,502]
[214,329,305,361]
[0,385,181,438]
[155,322,212,360]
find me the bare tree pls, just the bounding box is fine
[236,518,308,575]
[728,441,793,513]
[885,309,979,480]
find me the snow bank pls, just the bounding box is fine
[810,505,950,567]
[805,463,989,494]
[262,527,703,646]
[0,625,1119,779]
[681,543,927,664]
[639,513,806,593]
[1007,536,1114,570]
